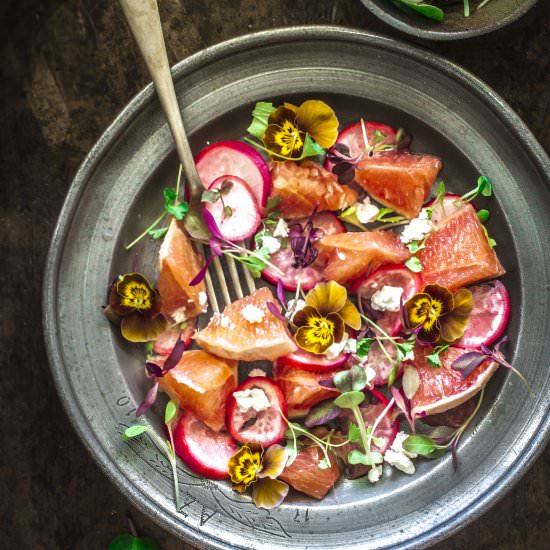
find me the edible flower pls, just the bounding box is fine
[228,444,289,509]
[103,272,167,342]
[247,100,339,161]
[293,281,361,355]
[403,284,473,345]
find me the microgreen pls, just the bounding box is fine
[246,101,277,140]
[333,364,369,393]
[461,175,493,203]
[304,400,342,428]
[245,133,325,161]
[405,256,423,273]
[356,337,374,359]
[376,207,407,224]
[201,179,234,218]
[390,386,415,433]
[406,241,425,254]
[122,424,150,441]
[109,516,159,550]
[451,336,531,393]
[391,0,444,22]
[338,205,368,230]
[126,165,188,250]
[477,209,490,223]
[402,366,420,399]
[426,344,450,367]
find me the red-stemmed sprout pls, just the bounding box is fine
[136,337,186,417]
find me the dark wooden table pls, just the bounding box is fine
[2,1,549,548]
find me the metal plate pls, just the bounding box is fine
[361,0,538,40]
[43,27,550,550]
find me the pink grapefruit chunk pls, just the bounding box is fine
[193,287,296,361]
[355,152,442,219]
[319,230,410,284]
[419,202,505,291]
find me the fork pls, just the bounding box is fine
[119,0,256,313]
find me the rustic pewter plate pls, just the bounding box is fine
[361,0,538,40]
[43,27,550,549]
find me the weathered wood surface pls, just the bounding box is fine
[1,0,548,548]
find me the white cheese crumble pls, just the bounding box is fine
[259,235,281,254]
[241,304,265,323]
[273,218,289,238]
[219,314,230,328]
[370,285,404,312]
[384,431,417,475]
[198,291,208,311]
[368,465,383,484]
[324,335,357,360]
[400,208,433,244]
[365,366,376,385]
[354,196,380,224]
[286,298,306,321]
[233,388,271,413]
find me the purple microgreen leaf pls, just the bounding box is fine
[202,208,225,240]
[163,337,186,373]
[209,236,224,257]
[390,386,415,433]
[276,279,286,308]
[332,142,352,157]
[450,438,459,472]
[304,400,342,428]
[451,351,487,380]
[189,256,213,286]
[145,362,164,378]
[267,301,286,322]
[309,228,325,242]
[136,381,159,417]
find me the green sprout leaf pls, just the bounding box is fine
[405,256,423,273]
[148,226,168,240]
[395,338,415,363]
[201,189,220,203]
[348,423,362,443]
[392,0,444,22]
[376,207,406,224]
[387,364,398,387]
[347,449,383,466]
[247,101,276,140]
[333,365,368,393]
[223,205,233,218]
[164,400,178,426]
[164,188,189,220]
[108,534,160,550]
[122,425,149,441]
[318,457,331,470]
[338,206,368,231]
[406,241,425,254]
[356,337,374,359]
[477,175,493,197]
[426,344,450,367]
[402,435,441,457]
[334,390,365,409]
[477,209,490,223]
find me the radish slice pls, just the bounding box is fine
[276,347,350,373]
[364,340,404,386]
[426,194,466,227]
[203,175,261,242]
[196,140,272,207]
[352,264,423,336]
[325,121,397,171]
[456,280,510,349]
[262,212,346,291]
[173,410,239,480]
[226,377,287,447]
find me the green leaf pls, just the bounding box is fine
[334,390,365,409]
[219,179,234,194]
[406,241,425,254]
[348,422,362,443]
[201,189,220,203]
[318,457,331,469]
[373,129,387,145]
[122,425,149,441]
[387,364,398,387]
[165,400,178,425]
[163,187,177,204]
[477,209,490,223]
[393,0,444,21]
[285,437,300,467]
[436,180,446,200]
[148,226,168,240]
[333,365,367,393]
[481,224,497,248]
[376,207,405,223]
[426,344,450,367]
[302,133,326,158]
[108,534,160,550]
[223,205,233,218]
[402,435,440,457]
[247,101,276,140]
[347,449,383,466]
[338,206,368,231]
[477,175,493,197]
[395,339,415,363]
[405,256,423,273]
[356,337,374,359]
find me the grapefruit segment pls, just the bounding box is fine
[157,218,206,323]
[173,410,239,480]
[355,152,442,219]
[279,446,341,499]
[193,287,296,361]
[319,230,410,284]
[270,160,358,219]
[152,318,196,356]
[408,346,498,418]
[159,350,238,432]
[419,203,505,291]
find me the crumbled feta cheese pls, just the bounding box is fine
[286,299,306,321]
[233,388,271,413]
[354,197,380,224]
[259,235,281,254]
[241,304,265,323]
[365,366,376,385]
[198,291,208,310]
[370,285,403,312]
[219,314,230,328]
[273,218,289,238]
[402,349,415,362]
[391,431,418,458]
[324,334,357,360]
[345,338,357,354]
[248,368,267,378]
[384,449,416,475]
[368,465,383,484]
[400,208,433,244]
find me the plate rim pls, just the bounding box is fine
[360,0,539,41]
[43,25,550,550]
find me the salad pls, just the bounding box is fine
[105,98,526,510]
[389,0,495,22]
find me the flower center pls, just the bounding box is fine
[306,316,335,346]
[273,120,305,157]
[120,282,152,311]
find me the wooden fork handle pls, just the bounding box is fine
[119,0,202,195]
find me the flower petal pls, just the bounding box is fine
[295,324,334,355]
[404,293,432,329]
[439,288,473,342]
[252,478,289,509]
[338,299,361,330]
[228,445,262,488]
[416,318,441,345]
[327,313,345,343]
[116,272,157,313]
[292,305,320,328]
[264,106,305,159]
[296,100,339,149]
[120,314,167,343]
[424,284,454,317]
[305,281,347,316]
[258,445,288,479]
[452,288,474,317]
